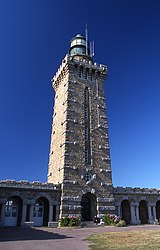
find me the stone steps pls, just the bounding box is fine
[48,222,58,228]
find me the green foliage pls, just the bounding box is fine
[115,219,126,227]
[69,217,80,226]
[60,216,80,227]
[103,214,121,226]
[60,217,70,227]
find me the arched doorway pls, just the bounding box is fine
[156,201,160,220]
[81,193,96,221]
[33,197,49,226]
[4,196,22,227]
[121,200,131,225]
[139,200,148,224]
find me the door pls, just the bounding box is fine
[4,199,18,226]
[33,200,44,226]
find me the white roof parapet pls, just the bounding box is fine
[114,186,160,194]
[0,180,60,190]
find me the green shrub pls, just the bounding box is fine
[69,217,80,226]
[60,216,80,227]
[103,214,121,226]
[60,217,70,227]
[116,219,126,227]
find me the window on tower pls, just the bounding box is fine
[84,87,91,165]
[85,149,88,164]
[84,87,89,100]
[84,172,92,181]
[78,67,83,78]
[84,107,88,119]
[85,127,89,140]
[90,72,93,81]
[84,69,89,79]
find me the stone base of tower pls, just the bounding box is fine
[59,195,82,219]
[59,191,115,222]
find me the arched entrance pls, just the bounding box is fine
[121,200,131,225]
[139,200,148,224]
[4,196,22,227]
[33,197,49,226]
[156,200,160,220]
[81,193,96,221]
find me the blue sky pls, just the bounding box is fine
[1,0,160,188]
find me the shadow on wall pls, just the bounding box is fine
[0,227,73,242]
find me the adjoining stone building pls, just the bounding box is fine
[0,180,61,227]
[0,32,160,227]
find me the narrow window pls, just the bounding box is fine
[84,87,91,165]
[90,72,92,81]
[85,149,88,164]
[84,107,88,119]
[84,88,88,100]
[78,67,83,78]
[84,69,88,79]
[85,127,88,140]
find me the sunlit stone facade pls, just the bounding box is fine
[48,33,115,219]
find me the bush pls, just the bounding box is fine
[60,216,80,227]
[60,217,70,227]
[103,214,121,226]
[116,219,126,227]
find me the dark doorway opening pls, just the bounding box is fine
[121,200,131,225]
[156,201,160,220]
[81,193,96,221]
[53,205,56,221]
[139,200,148,224]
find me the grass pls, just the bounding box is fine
[87,230,160,249]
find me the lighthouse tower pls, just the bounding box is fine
[48,32,115,220]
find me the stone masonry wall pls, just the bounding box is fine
[48,54,115,218]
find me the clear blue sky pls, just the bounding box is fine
[1,0,160,188]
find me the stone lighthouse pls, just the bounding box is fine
[48,32,115,220]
